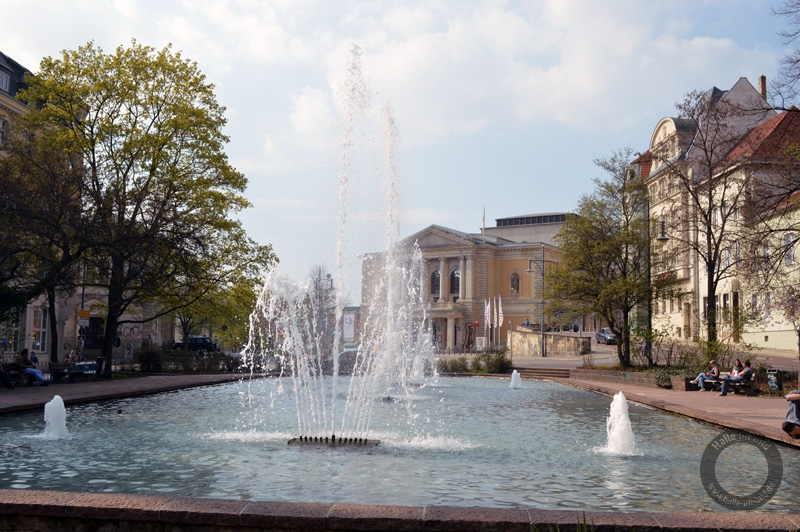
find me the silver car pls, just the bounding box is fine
[595,327,616,344]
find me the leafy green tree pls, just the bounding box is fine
[18,41,267,375]
[166,233,276,352]
[549,147,670,368]
[0,117,89,358]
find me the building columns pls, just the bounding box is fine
[447,317,455,349]
[465,256,474,300]
[439,257,446,302]
[459,256,466,300]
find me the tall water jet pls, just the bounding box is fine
[509,369,522,388]
[243,44,434,445]
[43,395,68,439]
[599,391,637,455]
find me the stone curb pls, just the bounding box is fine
[0,490,798,531]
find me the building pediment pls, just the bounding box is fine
[405,225,476,250]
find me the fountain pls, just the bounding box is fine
[42,395,68,439]
[241,44,434,446]
[597,391,638,455]
[509,369,522,388]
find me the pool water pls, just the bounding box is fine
[0,376,797,513]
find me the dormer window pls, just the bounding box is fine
[0,71,9,93]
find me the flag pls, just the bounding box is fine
[484,299,490,327]
[498,297,504,327]
[482,205,485,241]
[494,297,498,329]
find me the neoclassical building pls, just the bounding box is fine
[362,213,572,351]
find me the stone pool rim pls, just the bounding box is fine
[1,489,799,532]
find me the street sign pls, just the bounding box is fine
[78,317,90,327]
[78,310,90,318]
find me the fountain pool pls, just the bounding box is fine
[0,376,796,513]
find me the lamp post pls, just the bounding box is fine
[527,245,558,357]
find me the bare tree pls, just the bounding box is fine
[649,86,774,350]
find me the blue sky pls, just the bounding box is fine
[2,0,790,297]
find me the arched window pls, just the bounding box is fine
[510,273,520,295]
[449,269,460,294]
[430,271,440,294]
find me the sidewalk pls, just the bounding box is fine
[0,374,243,415]
[559,377,800,448]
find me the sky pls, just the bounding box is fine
[2,0,792,299]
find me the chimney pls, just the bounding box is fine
[758,75,767,101]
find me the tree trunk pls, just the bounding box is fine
[47,288,59,362]
[101,260,126,378]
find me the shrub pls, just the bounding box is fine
[135,347,164,373]
[449,356,470,373]
[654,368,673,389]
[483,350,512,374]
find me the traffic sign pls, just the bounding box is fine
[78,317,90,327]
[78,310,90,319]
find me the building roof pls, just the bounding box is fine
[716,107,800,170]
[0,50,31,99]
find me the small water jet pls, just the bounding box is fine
[43,395,68,439]
[509,370,522,388]
[599,391,637,455]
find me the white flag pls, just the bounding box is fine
[494,297,498,328]
[484,299,490,327]
[499,297,504,327]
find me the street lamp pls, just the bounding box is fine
[526,245,558,357]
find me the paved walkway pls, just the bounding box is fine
[559,377,799,448]
[0,374,244,414]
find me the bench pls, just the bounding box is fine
[2,363,35,387]
[49,362,86,383]
[708,376,756,396]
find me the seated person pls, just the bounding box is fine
[724,359,743,379]
[718,359,752,396]
[783,390,800,439]
[17,348,48,386]
[690,360,719,391]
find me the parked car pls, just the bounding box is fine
[595,327,616,345]
[173,335,217,352]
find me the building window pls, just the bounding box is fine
[0,71,9,93]
[734,241,741,263]
[785,233,796,266]
[0,118,7,147]
[510,273,520,295]
[430,271,440,295]
[31,307,48,352]
[765,292,772,317]
[723,293,730,320]
[449,269,460,295]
